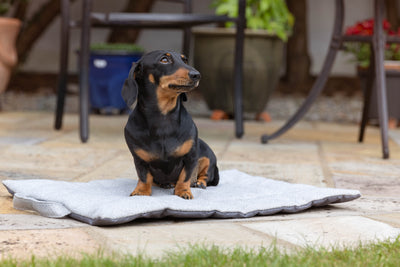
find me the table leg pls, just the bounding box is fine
[373,0,390,159]
[233,0,246,138]
[358,49,375,143]
[79,0,92,143]
[55,0,70,130]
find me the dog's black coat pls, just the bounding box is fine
[122,50,219,199]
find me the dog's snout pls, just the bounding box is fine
[189,70,201,81]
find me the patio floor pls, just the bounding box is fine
[1,111,400,259]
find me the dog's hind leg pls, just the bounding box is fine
[197,139,219,187]
[194,157,209,189]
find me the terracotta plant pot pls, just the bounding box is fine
[0,17,21,94]
[193,28,284,116]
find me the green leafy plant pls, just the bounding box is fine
[90,43,145,53]
[0,0,27,17]
[212,0,294,41]
[0,0,14,16]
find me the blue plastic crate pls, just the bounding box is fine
[89,51,142,112]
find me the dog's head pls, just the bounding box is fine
[121,50,201,110]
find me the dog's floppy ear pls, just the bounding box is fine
[121,62,140,109]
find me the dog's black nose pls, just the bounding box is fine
[189,70,201,81]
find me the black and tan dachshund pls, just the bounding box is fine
[122,50,219,199]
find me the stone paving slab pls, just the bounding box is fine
[367,213,400,228]
[242,216,400,249]
[219,161,326,186]
[75,152,136,182]
[334,174,400,197]
[0,112,400,259]
[219,139,327,185]
[0,228,99,259]
[0,214,88,230]
[0,145,118,181]
[389,130,400,146]
[85,220,292,258]
[0,186,28,215]
[334,196,400,214]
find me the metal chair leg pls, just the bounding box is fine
[261,0,344,143]
[182,0,192,57]
[183,28,191,57]
[55,0,70,130]
[233,0,246,138]
[373,0,390,159]
[79,0,92,143]
[358,49,375,143]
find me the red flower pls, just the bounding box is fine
[361,19,374,30]
[383,19,391,30]
[345,19,396,36]
[344,18,400,66]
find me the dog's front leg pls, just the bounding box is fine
[131,157,153,196]
[174,156,197,199]
[174,168,193,199]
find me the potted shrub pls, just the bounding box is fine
[0,0,21,95]
[344,19,400,128]
[88,43,144,114]
[193,0,294,121]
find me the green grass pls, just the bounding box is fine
[1,237,400,267]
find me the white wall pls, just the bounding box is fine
[20,0,396,77]
[307,0,374,76]
[21,0,126,72]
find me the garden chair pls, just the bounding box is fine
[261,0,397,159]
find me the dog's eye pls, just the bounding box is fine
[160,56,172,64]
[181,55,188,64]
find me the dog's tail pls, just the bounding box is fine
[207,166,219,186]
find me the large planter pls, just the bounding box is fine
[89,49,143,113]
[358,61,400,122]
[0,17,21,94]
[193,28,284,115]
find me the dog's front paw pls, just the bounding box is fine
[174,188,193,200]
[130,180,152,196]
[130,189,151,196]
[194,180,207,189]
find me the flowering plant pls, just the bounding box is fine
[344,19,400,68]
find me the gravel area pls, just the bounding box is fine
[0,90,364,124]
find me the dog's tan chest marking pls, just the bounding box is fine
[156,87,179,115]
[134,149,158,162]
[173,139,193,157]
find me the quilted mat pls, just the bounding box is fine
[2,170,361,226]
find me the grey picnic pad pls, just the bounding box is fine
[2,169,361,226]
